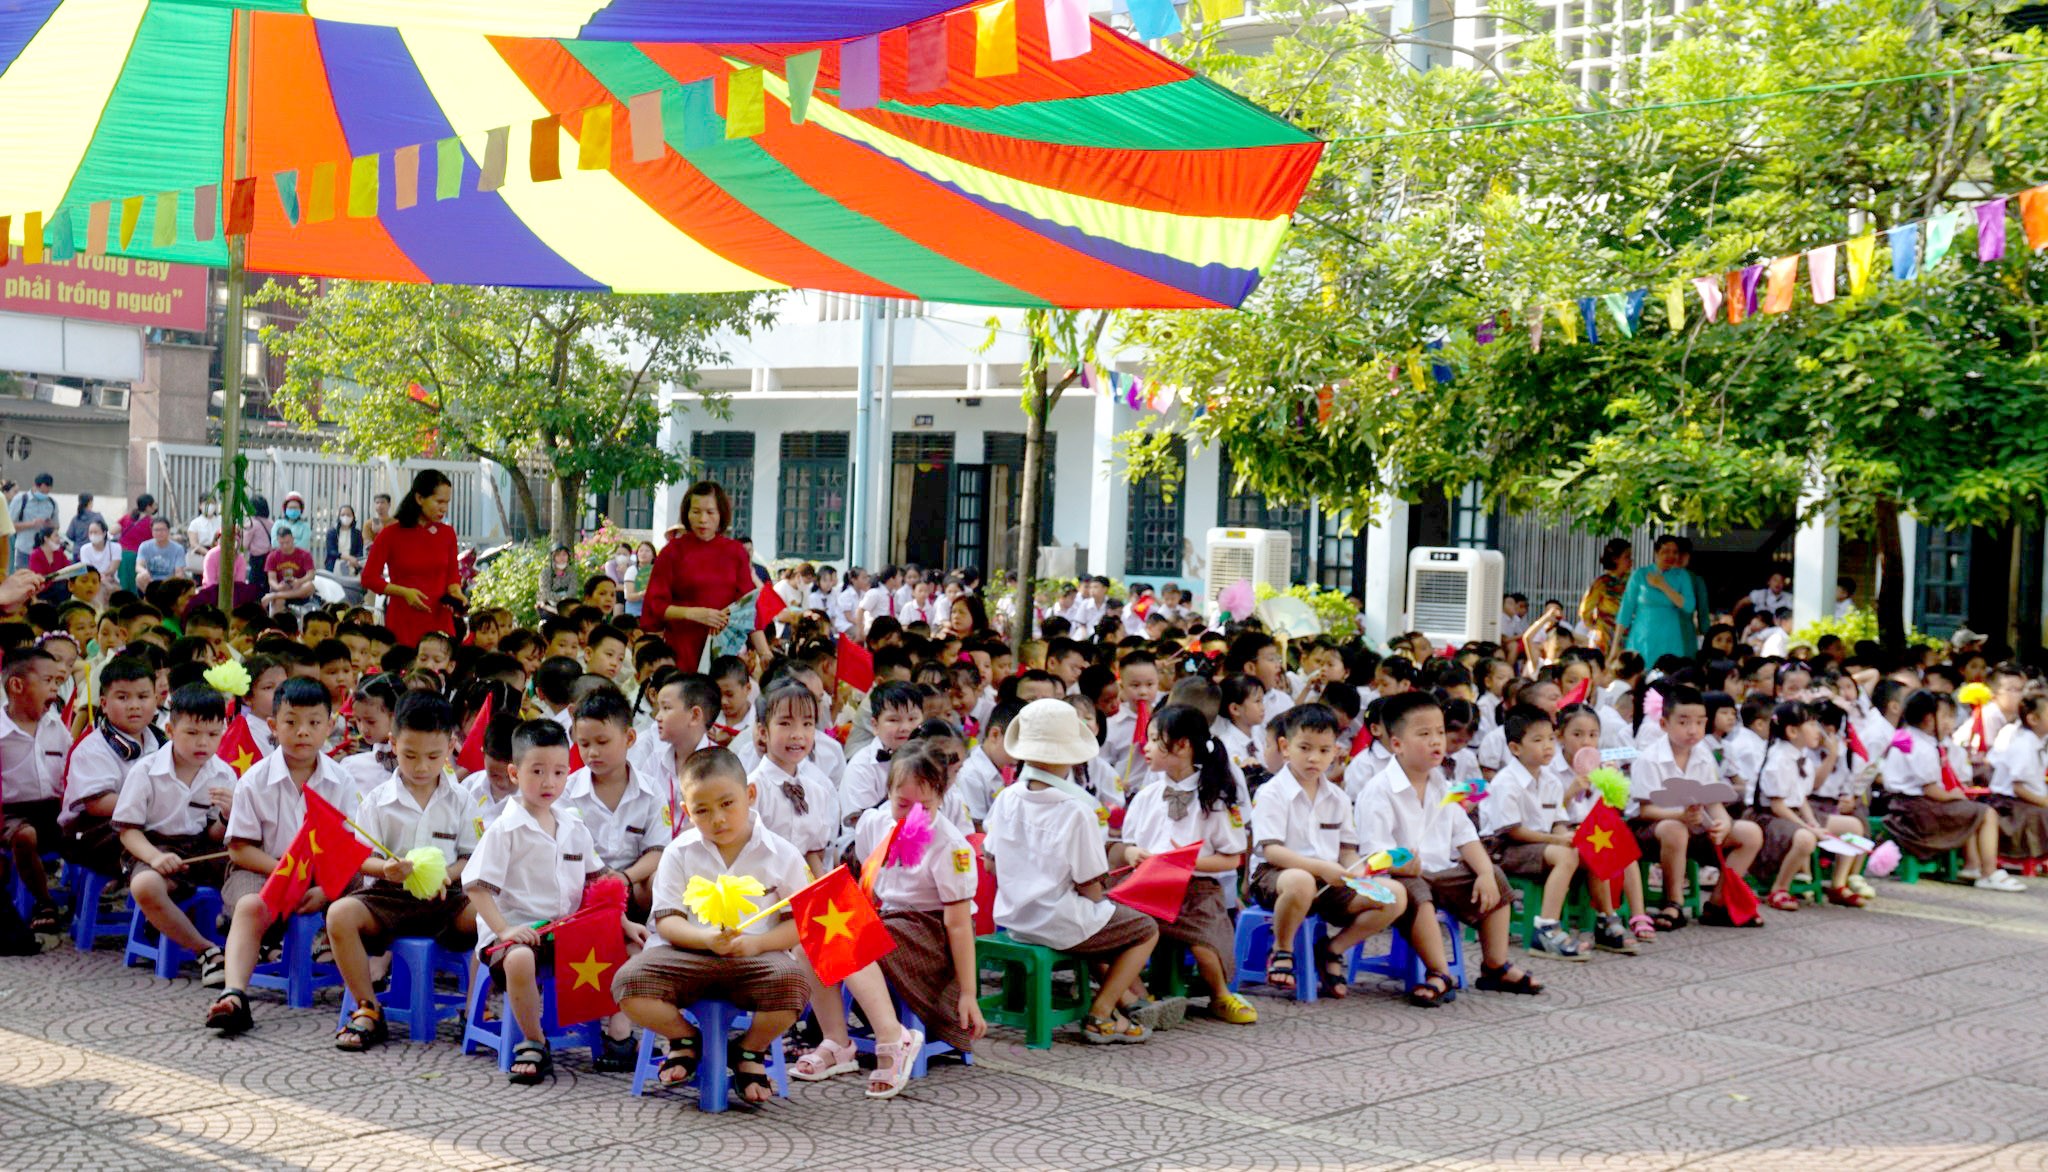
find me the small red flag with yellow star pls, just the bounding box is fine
[258,789,371,921]
[1572,799,1639,882]
[550,904,627,1026]
[217,710,263,776]
[790,865,895,984]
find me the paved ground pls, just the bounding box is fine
[5,876,2048,1171]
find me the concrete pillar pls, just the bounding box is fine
[1178,439,1222,586]
[1361,493,1410,650]
[127,340,211,507]
[1792,479,1839,630]
[652,384,681,536]
[1898,513,1919,635]
[1085,389,1127,580]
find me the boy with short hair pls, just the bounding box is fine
[613,748,811,1101]
[1,645,75,931]
[312,639,358,709]
[61,658,164,877]
[1100,651,1162,778]
[534,656,582,729]
[1631,684,1764,928]
[585,624,630,688]
[1226,633,1294,725]
[466,720,644,1083]
[1479,705,1622,960]
[630,672,719,825]
[1356,692,1543,1002]
[955,701,1023,829]
[1043,638,1088,694]
[563,689,671,920]
[328,692,477,1051]
[119,683,234,977]
[539,617,582,663]
[838,682,925,827]
[1249,704,1408,1000]
[708,655,755,745]
[205,678,355,1033]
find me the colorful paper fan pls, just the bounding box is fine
[400,846,449,899]
[1440,778,1488,806]
[203,659,252,698]
[1361,847,1413,874]
[682,874,765,931]
[887,802,934,868]
[1588,767,1630,810]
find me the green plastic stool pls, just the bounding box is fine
[1642,858,1704,917]
[1894,849,1962,884]
[1503,874,1603,945]
[1748,849,1829,904]
[1143,947,1197,999]
[976,931,1092,1049]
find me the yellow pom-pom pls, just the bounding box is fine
[203,660,252,698]
[681,874,765,931]
[1957,682,1994,708]
[401,847,449,899]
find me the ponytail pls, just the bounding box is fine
[1152,703,1235,813]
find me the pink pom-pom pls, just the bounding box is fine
[1643,689,1665,723]
[888,802,934,868]
[1891,728,1915,753]
[583,874,629,911]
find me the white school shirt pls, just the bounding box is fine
[1955,703,2010,754]
[61,726,161,827]
[955,746,1006,825]
[246,715,278,760]
[1749,587,1793,614]
[1756,743,1815,810]
[1121,770,1248,860]
[462,769,514,831]
[838,740,893,824]
[1354,761,1480,875]
[1628,735,1722,819]
[1213,719,1260,777]
[1340,741,1392,799]
[339,746,393,808]
[110,744,235,840]
[1880,726,1945,797]
[1596,705,1633,752]
[1721,726,1767,802]
[0,704,72,804]
[1474,724,1509,774]
[855,805,978,914]
[1446,746,1484,785]
[1477,692,1502,732]
[465,801,602,953]
[900,598,939,628]
[747,756,840,858]
[731,725,847,786]
[1248,769,1355,868]
[1478,756,1561,838]
[645,814,809,939]
[1100,708,1140,779]
[1261,688,1294,725]
[355,773,480,868]
[559,765,675,871]
[858,585,895,628]
[1989,726,2048,799]
[224,751,354,860]
[983,782,1113,950]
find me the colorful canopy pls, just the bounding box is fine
[0,1,1322,308]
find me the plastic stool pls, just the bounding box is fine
[461,966,604,1072]
[1748,849,1830,904]
[122,888,223,979]
[1349,908,1466,992]
[1228,907,1321,1002]
[842,988,971,1080]
[1893,849,1962,884]
[1643,858,1705,915]
[249,913,344,1008]
[336,937,471,1043]
[1143,947,1199,999]
[66,865,131,952]
[629,1002,788,1111]
[975,931,1093,1049]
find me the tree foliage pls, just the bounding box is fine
[1122,0,2048,541]
[262,282,778,546]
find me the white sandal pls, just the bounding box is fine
[865,1028,923,1100]
[790,1038,858,1082]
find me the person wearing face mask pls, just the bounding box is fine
[187,494,222,553]
[325,504,364,577]
[274,491,313,552]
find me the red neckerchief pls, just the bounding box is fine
[1939,750,1964,792]
[1845,723,1868,762]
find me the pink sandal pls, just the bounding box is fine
[1628,913,1657,942]
[790,1038,858,1082]
[866,1027,924,1100]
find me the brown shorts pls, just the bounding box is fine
[1421,864,1513,927]
[345,880,473,952]
[484,939,556,994]
[124,833,229,902]
[62,815,126,878]
[1246,863,1361,927]
[610,943,811,1014]
[1492,839,1553,879]
[1065,903,1159,960]
[1629,817,1721,867]
[218,866,330,937]
[2,799,61,852]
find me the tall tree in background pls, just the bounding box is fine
[265,282,777,549]
[1124,0,2048,646]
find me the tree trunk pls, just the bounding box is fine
[549,472,583,552]
[1011,356,1048,655]
[504,466,543,542]
[1874,494,1907,651]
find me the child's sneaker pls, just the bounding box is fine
[1592,914,1637,955]
[1209,992,1258,1025]
[593,1030,637,1072]
[1129,995,1188,1031]
[1526,920,1586,962]
[199,947,226,988]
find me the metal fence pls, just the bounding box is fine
[146,443,506,543]
[1494,511,1657,617]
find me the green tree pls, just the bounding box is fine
[263,282,778,548]
[1124,0,2048,647]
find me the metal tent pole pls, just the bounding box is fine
[216,6,252,612]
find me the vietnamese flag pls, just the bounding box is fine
[456,693,493,775]
[550,905,626,1026]
[790,865,895,984]
[259,789,372,921]
[837,636,875,694]
[218,711,263,776]
[755,582,788,633]
[1560,677,1590,708]
[1571,800,1640,882]
[965,832,996,936]
[1107,842,1201,922]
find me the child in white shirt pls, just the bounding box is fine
[119,684,233,984]
[564,689,673,918]
[1988,692,2048,861]
[954,702,1021,830]
[745,682,840,874]
[1881,691,2023,891]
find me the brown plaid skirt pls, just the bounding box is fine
[1989,794,2048,859]
[1108,874,1235,985]
[876,909,975,1051]
[1883,796,1989,859]
[611,944,811,1014]
[1748,811,1813,881]
[1810,793,1870,823]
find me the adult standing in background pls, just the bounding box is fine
[1612,534,1698,667]
[1577,538,1632,653]
[65,493,103,552]
[640,480,754,671]
[9,473,56,570]
[117,494,157,593]
[240,495,274,588]
[362,469,464,647]
[364,492,393,543]
[324,503,364,576]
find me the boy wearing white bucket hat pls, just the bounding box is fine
[984,697,1160,1043]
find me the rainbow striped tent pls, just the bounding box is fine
[0,1,1323,308]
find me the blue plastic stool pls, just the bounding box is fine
[336,937,472,1044]
[122,888,223,979]
[842,988,972,1080]
[1228,907,1322,1002]
[8,852,59,920]
[629,1001,789,1111]
[1348,908,1467,992]
[66,865,131,952]
[461,965,604,1073]
[249,913,343,1008]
